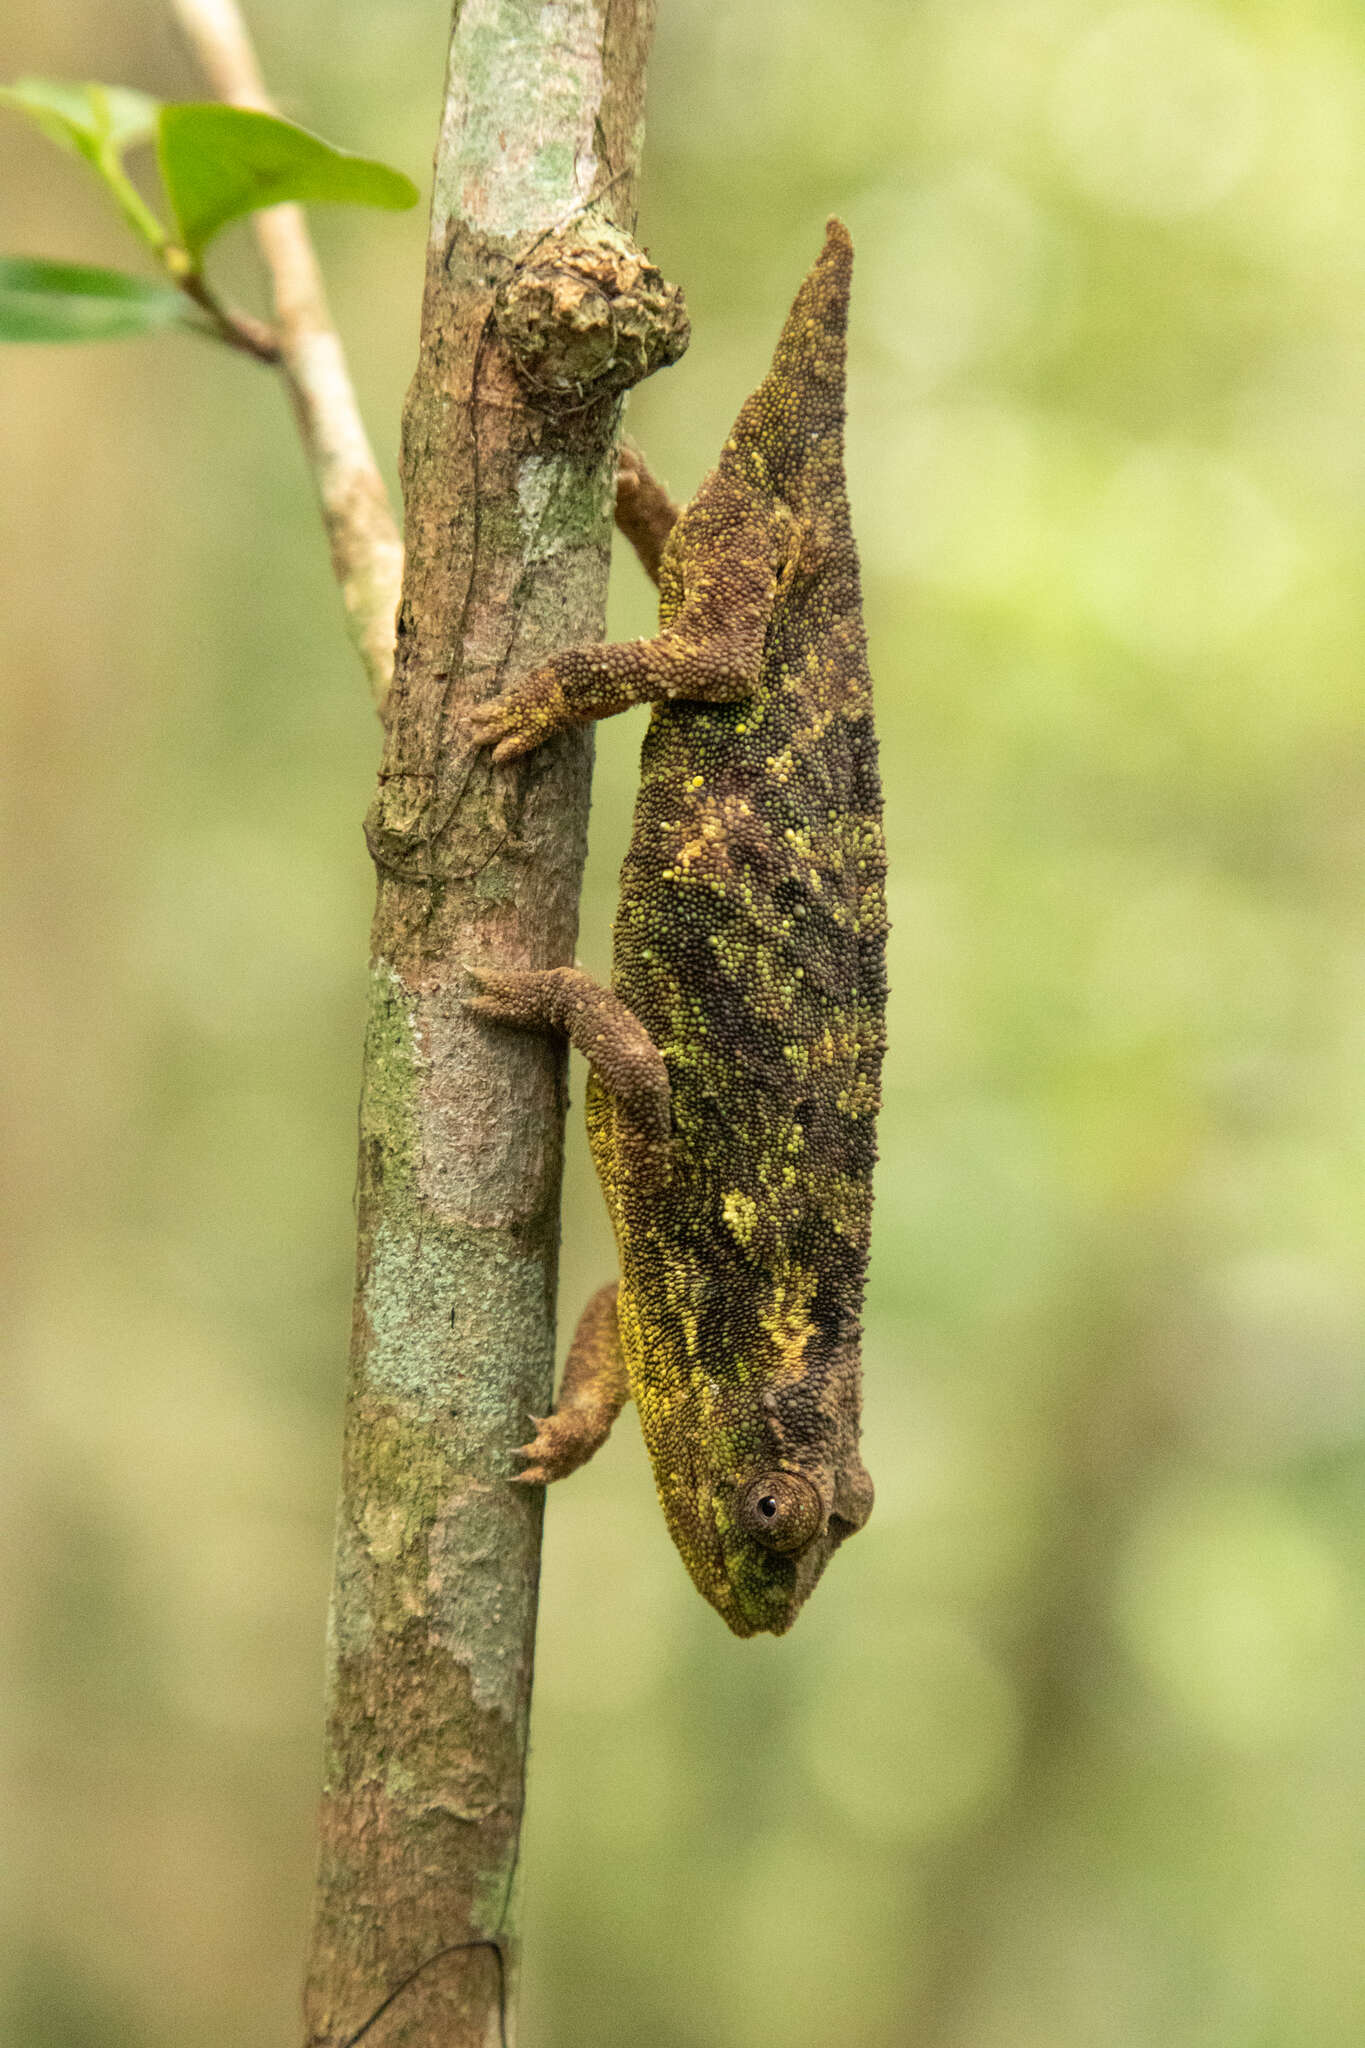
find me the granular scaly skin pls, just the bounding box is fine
[469,221,886,1635]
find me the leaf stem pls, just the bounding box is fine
[96,148,171,255]
[176,268,280,362]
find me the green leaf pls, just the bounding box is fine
[0,77,159,168]
[87,81,161,154]
[0,257,186,342]
[157,104,418,260]
[0,78,167,250]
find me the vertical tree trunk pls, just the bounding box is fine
[303,5,662,2042]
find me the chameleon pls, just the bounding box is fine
[467,219,886,1636]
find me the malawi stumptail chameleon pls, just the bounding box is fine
[468,220,886,1636]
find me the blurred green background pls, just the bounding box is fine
[5,1,1365,2043]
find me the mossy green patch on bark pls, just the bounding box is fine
[329,1395,540,1729]
[518,447,616,556]
[359,960,422,1192]
[327,1417,457,1661]
[473,862,517,907]
[360,1215,550,1442]
[429,1478,540,1719]
[433,0,610,240]
[533,139,577,191]
[359,1403,459,1508]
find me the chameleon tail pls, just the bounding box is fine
[726,218,852,490]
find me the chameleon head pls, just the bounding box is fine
[641,1376,875,1637]
[719,1458,874,1636]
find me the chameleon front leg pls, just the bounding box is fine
[512,1281,628,1484]
[468,509,786,763]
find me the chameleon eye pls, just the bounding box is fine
[737,1472,822,1555]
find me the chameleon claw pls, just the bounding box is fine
[511,1417,549,1460]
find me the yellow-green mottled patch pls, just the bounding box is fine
[722,1189,758,1246]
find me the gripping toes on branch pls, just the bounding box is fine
[468,672,569,763]
[512,1282,630,1485]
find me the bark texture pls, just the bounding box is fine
[303,4,664,2043]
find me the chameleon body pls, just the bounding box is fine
[469,221,886,1635]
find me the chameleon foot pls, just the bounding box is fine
[468,679,568,763]
[511,1409,607,1486]
[508,1281,630,1486]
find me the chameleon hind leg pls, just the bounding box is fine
[465,964,670,1159]
[512,1281,627,1485]
[466,964,669,1483]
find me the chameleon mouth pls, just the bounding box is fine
[715,1519,848,1637]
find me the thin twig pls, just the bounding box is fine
[169,0,404,709]
[177,269,280,362]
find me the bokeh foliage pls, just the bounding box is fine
[4,1,1365,2045]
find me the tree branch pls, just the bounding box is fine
[170,0,404,708]
[300,3,670,2044]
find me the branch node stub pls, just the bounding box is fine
[494,219,689,410]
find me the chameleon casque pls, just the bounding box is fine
[468,220,886,1636]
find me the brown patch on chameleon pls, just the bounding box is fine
[466,221,886,1636]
